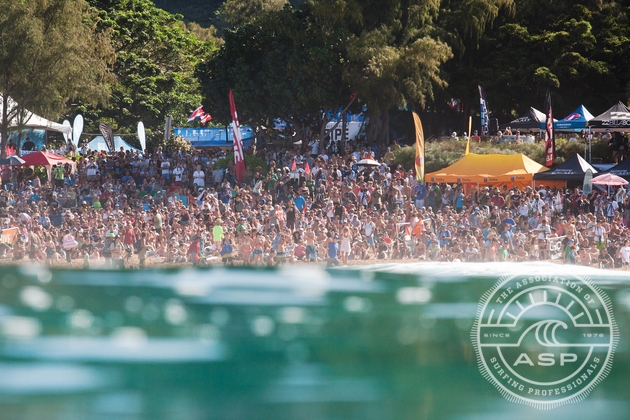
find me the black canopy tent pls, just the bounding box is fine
[604,158,630,181]
[501,107,546,131]
[533,154,598,183]
[588,101,630,130]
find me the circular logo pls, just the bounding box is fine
[471,272,617,409]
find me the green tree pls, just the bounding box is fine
[197,5,348,140]
[0,0,113,157]
[79,0,215,149]
[443,0,630,127]
[199,0,457,144]
[217,0,289,27]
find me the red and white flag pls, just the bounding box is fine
[187,106,205,123]
[200,113,213,125]
[229,90,245,182]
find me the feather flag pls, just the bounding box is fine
[544,88,555,167]
[465,116,472,155]
[412,112,425,183]
[98,122,115,153]
[229,90,245,182]
[187,106,205,123]
[478,85,490,135]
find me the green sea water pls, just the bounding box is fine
[0,263,627,420]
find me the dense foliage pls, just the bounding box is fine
[5,0,630,156]
[448,0,630,124]
[72,0,217,149]
[0,0,113,157]
[189,0,630,140]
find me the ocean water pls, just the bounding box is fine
[0,263,627,420]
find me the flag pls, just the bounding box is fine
[200,113,213,125]
[229,90,245,182]
[478,85,489,135]
[412,112,425,183]
[304,161,311,175]
[544,88,555,167]
[465,116,472,155]
[98,122,115,153]
[187,106,205,123]
[291,158,297,171]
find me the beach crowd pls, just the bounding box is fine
[1,140,630,270]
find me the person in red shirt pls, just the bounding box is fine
[490,192,505,209]
[187,235,201,266]
[122,222,136,248]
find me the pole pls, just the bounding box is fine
[588,127,593,163]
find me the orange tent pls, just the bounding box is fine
[425,153,561,189]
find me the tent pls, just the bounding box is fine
[502,107,558,131]
[0,95,71,135]
[20,151,75,167]
[425,153,550,188]
[555,105,594,132]
[588,101,630,130]
[533,154,597,183]
[501,107,546,130]
[87,136,139,153]
[19,151,76,181]
[603,159,630,181]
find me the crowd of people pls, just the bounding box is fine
[1,139,630,270]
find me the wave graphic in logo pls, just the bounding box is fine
[472,272,617,410]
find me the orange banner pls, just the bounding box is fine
[412,112,425,183]
[1,227,19,244]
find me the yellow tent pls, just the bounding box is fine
[425,153,552,189]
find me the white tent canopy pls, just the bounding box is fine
[0,95,71,135]
[87,136,139,153]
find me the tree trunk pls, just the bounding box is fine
[366,108,390,145]
[0,94,8,158]
[378,110,389,145]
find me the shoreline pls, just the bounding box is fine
[2,254,628,271]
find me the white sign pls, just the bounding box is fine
[325,121,363,142]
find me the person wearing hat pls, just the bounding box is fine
[437,223,451,247]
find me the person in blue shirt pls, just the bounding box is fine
[220,188,231,206]
[414,183,427,209]
[455,189,465,212]
[500,223,514,248]
[293,193,306,212]
[315,170,326,187]
[327,234,339,267]
[437,223,452,247]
